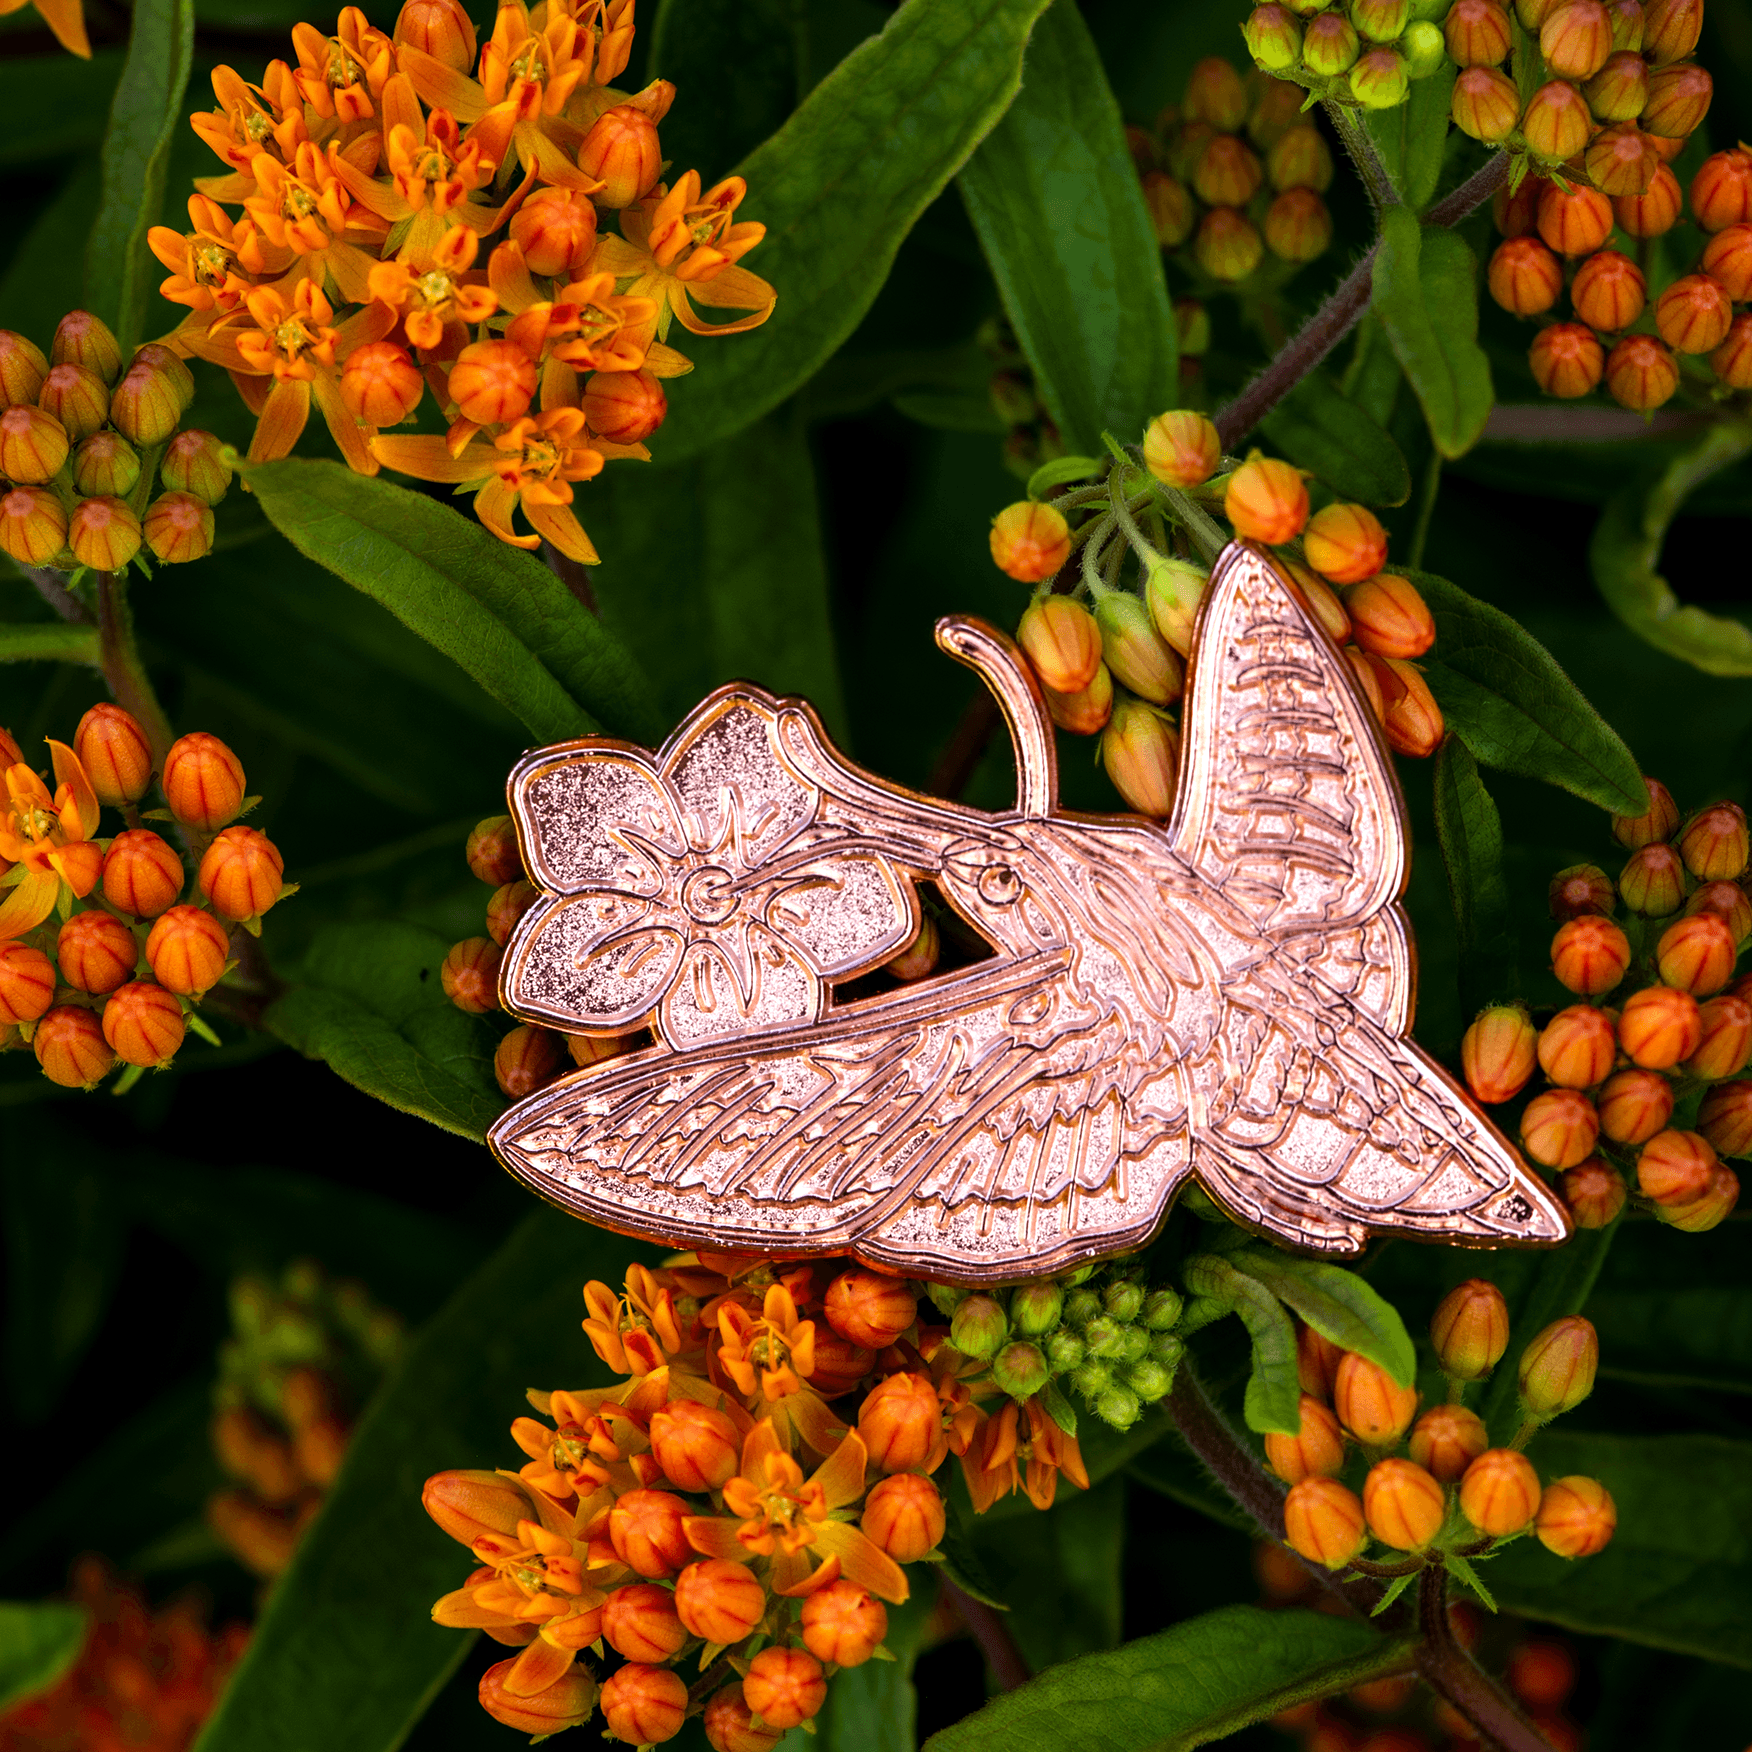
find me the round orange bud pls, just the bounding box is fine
[0,941,56,1025]
[1344,575,1433,661]
[825,1269,917,1350]
[132,345,194,412]
[1705,233,1752,314]
[1409,1403,1489,1483]
[1458,1447,1541,1536]
[1044,664,1114,736]
[887,912,939,981]
[1521,78,1593,160]
[743,1647,826,1731]
[704,1684,783,1752]
[162,732,245,830]
[108,361,181,446]
[1262,188,1332,263]
[1266,123,1333,192]
[1297,1323,1345,1400]
[1640,59,1711,137]
[159,428,232,506]
[1285,561,1351,644]
[1282,1475,1367,1569]
[1585,120,1664,197]
[1537,1005,1617,1089]
[599,1662,687,1745]
[1447,0,1514,65]
[74,703,152,808]
[1615,161,1683,236]
[448,340,536,426]
[1520,1088,1600,1169]
[68,495,143,571]
[1596,1067,1673,1143]
[1143,410,1220,489]
[466,815,523,886]
[1655,912,1736,996]
[341,340,423,426]
[578,106,662,208]
[1655,273,1733,355]
[804,1327,876,1397]
[1362,1457,1446,1551]
[198,826,284,922]
[1194,207,1264,282]
[1192,135,1263,208]
[393,0,476,69]
[1263,1393,1347,1484]
[1452,65,1522,142]
[1559,1154,1628,1227]
[494,1023,563,1098]
[1431,1278,1511,1381]
[144,904,230,995]
[1537,185,1613,256]
[1225,454,1308,545]
[1620,984,1702,1069]
[57,909,137,994]
[1018,596,1102,695]
[1185,54,1249,128]
[1570,250,1646,333]
[441,937,503,1014]
[1637,1127,1716,1205]
[609,1487,693,1577]
[583,369,667,444]
[1333,1351,1417,1445]
[601,1582,689,1661]
[1529,323,1606,398]
[485,879,538,947]
[800,1578,887,1668]
[1540,0,1612,75]
[1140,170,1194,247]
[1679,802,1750,881]
[1536,1475,1616,1557]
[1551,917,1630,1000]
[0,329,48,406]
[648,1399,739,1493]
[1612,775,1680,847]
[1489,237,1563,316]
[103,829,184,918]
[422,1469,535,1545]
[1605,333,1680,410]
[37,362,108,442]
[1659,1161,1741,1230]
[1644,0,1702,60]
[860,1472,944,1562]
[510,188,599,277]
[1699,1079,1752,1158]
[1462,1004,1537,1103]
[1694,157,1752,247]
[141,490,212,565]
[51,310,121,383]
[1377,657,1443,758]
[1584,47,1649,119]
[0,403,70,484]
[477,1658,597,1737]
[101,979,185,1067]
[1101,694,1179,817]
[675,1559,766,1646]
[0,485,68,565]
[1303,503,1388,585]
[1618,843,1685,916]
[34,1004,115,1088]
[1710,314,1752,388]
[990,502,1071,582]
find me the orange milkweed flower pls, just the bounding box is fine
[961,1397,1089,1513]
[192,65,308,182]
[0,0,89,54]
[367,224,498,357]
[148,194,286,315]
[716,1283,816,1403]
[288,8,395,123]
[0,744,103,939]
[581,1267,691,1377]
[511,1389,631,1502]
[241,142,383,302]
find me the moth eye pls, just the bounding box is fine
[978,864,1022,905]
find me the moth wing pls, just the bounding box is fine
[489,953,1194,1283]
[1169,541,1405,939]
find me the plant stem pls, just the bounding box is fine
[940,1576,1031,1692]
[1215,151,1511,451]
[1409,449,1442,569]
[1322,100,1402,217]
[22,563,92,627]
[94,571,174,766]
[1415,1567,1556,1752]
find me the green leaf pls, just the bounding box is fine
[84,0,194,355]
[193,1209,639,1752]
[1412,568,1648,815]
[1227,1249,1417,1389]
[923,1606,1408,1752]
[1259,370,1411,507]
[1445,1551,1498,1614]
[1027,455,1103,499]
[1432,736,1516,1015]
[653,0,1057,465]
[957,0,1176,456]
[1363,64,1456,212]
[0,621,100,665]
[1590,420,1752,677]
[1371,206,1493,460]
[1341,314,1403,433]
[0,1602,86,1714]
[243,458,664,745]
[264,921,506,1143]
[0,50,125,166]
[1490,1431,1752,1666]
[1183,1255,1301,1436]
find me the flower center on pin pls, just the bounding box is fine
[680,865,736,925]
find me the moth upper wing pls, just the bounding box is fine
[1169,541,1406,940]
[489,953,1194,1284]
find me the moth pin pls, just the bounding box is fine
[487,540,1568,1282]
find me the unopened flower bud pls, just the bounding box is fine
[1363,1457,1445,1551]
[1571,250,1647,334]
[1044,1327,1086,1372]
[857,1371,938,1472]
[0,329,48,406]
[1612,776,1678,847]
[1260,186,1330,264]
[602,1583,687,1662]
[1302,10,1361,73]
[1529,323,1605,397]
[1377,657,1442,758]
[600,1662,687,1744]
[1459,1447,1542,1535]
[1141,1286,1184,1331]
[990,502,1070,583]
[1637,1127,1716,1205]
[1264,1393,1346,1484]
[1518,1316,1599,1423]
[1283,1475,1367,1569]
[1691,149,1752,232]
[1299,503,1385,585]
[1654,272,1733,356]
[1615,162,1682,235]
[1099,694,1179,818]
[861,1472,944,1561]
[1094,590,1183,706]
[950,1293,1007,1361]
[394,0,477,69]
[1225,453,1308,545]
[199,825,284,921]
[991,1339,1051,1400]
[1143,410,1220,489]
[636,1401,733,1496]
[1619,843,1685,915]
[1489,237,1564,316]
[485,879,537,948]
[578,106,662,208]
[1354,0,1411,38]
[145,904,230,995]
[1586,119,1663,198]
[447,339,536,426]
[37,362,108,443]
[1521,78,1592,160]
[1334,1351,1417,1445]
[1409,1404,1489,1482]
[1559,1155,1628,1227]
[1607,332,1682,410]
[1655,912,1736,996]
[1620,983,1702,1068]
[579,369,665,445]
[1541,0,1613,75]
[1246,2,1305,70]
[1194,207,1264,283]
[1193,136,1264,209]
[1549,918,1630,1002]
[1521,1088,1600,1168]
[1095,1381,1141,1428]
[1699,1080,1752,1157]
[493,1023,563,1098]
[340,340,423,427]
[70,431,139,500]
[1539,185,1614,256]
[509,188,599,278]
[1185,54,1249,129]
[101,979,185,1067]
[103,829,184,918]
[422,1469,536,1546]
[0,403,69,484]
[743,1647,826,1731]
[1679,802,1749,881]
[34,1004,114,1088]
[163,731,245,829]
[1658,1162,1740,1230]
[1538,1005,1617,1089]
[1140,171,1194,248]
[801,1579,886,1669]
[1596,1067,1673,1143]
[1019,596,1102,695]
[51,310,121,383]
[0,485,68,565]
[704,1683,783,1752]
[1584,48,1650,118]
[1349,45,1409,108]
[0,942,56,1026]
[440,937,503,1015]
[69,495,143,571]
[1453,65,1523,141]
[1431,1278,1510,1381]
[1267,127,1332,198]
[464,817,521,887]
[58,909,138,993]
[1448,0,1516,57]
[107,361,180,446]
[1296,1323,1345,1400]
[609,1487,692,1578]
[1009,1280,1064,1338]
[1536,1476,1616,1556]
[1641,59,1712,138]
[675,1558,766,1646]
[1146,555,1209,656]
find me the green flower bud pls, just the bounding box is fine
[1350,45,1410,106]
[1303,9,1361,74]
[1044,1328,1087,1373]
[1141,1288,1184,1331]
[1124,1359,1174,1402]
[1084,1314,1125,1359]
[927,1282,969,1320]
[991,1340,1051,1400]
[1149,1331,1186,1369]
[160,429,233,506]
[1352,0,1410,42]
[951,1294,1008,1361]
[1115,1325,1151,1366]
[1095,1383,1142,1430]
[1063,1286,1103,1329]
[1246,2,1305,71]
[1010,1281,1064,1337]
[1518,1315,1599,1418]
[1070,1360,1113,1401]
[1401,17,1446,73]
[1058,1265,1096,1287]
[1103,1277,1145,1323]
[73,431,141,498]
[1146,554,1210,657]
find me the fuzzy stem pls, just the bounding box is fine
[94,571,173,765]
[1215,151,1511,451]
[940,1576,1031,1692]
[1415,1567,1557,1752]
[1322,100,1402,217]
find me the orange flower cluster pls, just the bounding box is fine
[0,709,289,1091]
[423,1253,1088,1743]
[208,1262,404,1578]
[1460,781,1748,1235]
[1492,143,1752,410]
[0,1559,247,1752]
[157,0,774,562]
[0,312,225,573]
[1136,59,1337,285]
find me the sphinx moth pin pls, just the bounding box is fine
[487,539,1569,1283]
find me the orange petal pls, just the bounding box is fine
[46,839,103,899]
[48,740,99,840]
[0,869,58,940]
[34,0,90,56]
[474,475,538,548]
[398,43,488,120]
[371,433,492,482]
[432,1588,518,1629]
[682,1516,751,1561]
[502,1634,575,1697]
[815,1522,908,1604]
[770,1550,840,1598]
[248,377,312,462]
[522,495,599,564]
[810,1427,867,1511]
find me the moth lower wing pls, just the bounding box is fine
[488,953,1195,1283]
[1169,541,1406,938]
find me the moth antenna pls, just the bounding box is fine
[933,615,1058,817]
